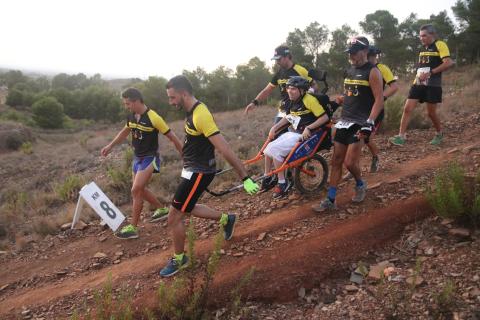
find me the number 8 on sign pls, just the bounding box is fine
[100,201,116,219]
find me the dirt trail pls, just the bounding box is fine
[0,141,466,317]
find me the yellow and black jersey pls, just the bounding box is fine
[183,101,220,173]
[415,40,450,87]
[126,108,170,157]
[376,63,396,88]
[270,64,312,109]
[285,93,326,133]
[342,62,376,125]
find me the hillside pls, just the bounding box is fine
[0,67,479,319]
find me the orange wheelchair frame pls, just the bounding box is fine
[206,123,332,196]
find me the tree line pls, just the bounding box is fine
[1,0,478,128]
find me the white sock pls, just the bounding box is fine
[278,179,286,184]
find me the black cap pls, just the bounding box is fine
[368,46,381,56]
[345,36,369,54]
[272,45,290,60]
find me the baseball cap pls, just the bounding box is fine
[368,46,381,56]
[271,45,290,60]
[345,37,369,54]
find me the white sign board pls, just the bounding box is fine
[72,182,125,232]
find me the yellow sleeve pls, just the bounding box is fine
[377,64,396,84]
[435,41,450,59]
[303,94,326,117]
[193,104,220,137]
[148,110,170,134]
[293,64,313,82]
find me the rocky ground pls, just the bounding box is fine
[0,106,479,319]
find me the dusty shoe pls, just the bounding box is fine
[159,255,189,277]
[312,198,337,213]
[261,175,277,192]
[430,133,443,146]
[223,214,237,240]
[151,207,169,222]
[389,135,405,146]
[352,182,367,203]
[115,224,138,239]
[273,182,290,199]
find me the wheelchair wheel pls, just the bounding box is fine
[293,154,328,194]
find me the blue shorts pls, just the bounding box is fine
[132,155,160,174]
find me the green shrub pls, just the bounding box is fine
[431,280,457,319]
[55,175,84,202]
[6,88,24,107]
[382,95,404,132]
[72,274,133,320]
[5,134,24,150]
[1,188,28,212]
[0,110,35,126]
[427,162,480,227]
[20,141,33,154]
[32,96,65,129]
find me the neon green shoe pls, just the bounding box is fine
[151,207,169,222]
[430,133,443,146]
[115,224,138,239]
[389,135,406,146]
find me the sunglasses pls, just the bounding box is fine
[348,38,368,46]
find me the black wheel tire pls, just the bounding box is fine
[293,154,329,194]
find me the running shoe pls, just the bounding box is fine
[223,214,237,241]
[352,181,368,203]
[115,224,138,239]
[159,255,189,277]
[430,133,443,146]
[389,135,406,146]
[272,181,290,199]
[370,155,379,173]
[261,175,277,191]
[312,198,337,213]
[151,207,169,222]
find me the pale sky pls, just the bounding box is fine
[0,0,458,79]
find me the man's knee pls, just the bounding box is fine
[332,151,346,167]
[427,104,438,117]
[344,157,357,170]
[131,184,144,197]
[167,206,183,226]
[403,100,416,114]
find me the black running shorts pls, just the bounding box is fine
[334,124,362,145]
[171,172,215,213]
[408,85,442,104]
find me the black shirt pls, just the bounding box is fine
[126,108,170,157]
[341,62,377,125]
[183,101,220,173]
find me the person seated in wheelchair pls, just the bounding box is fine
[262,76,331,198]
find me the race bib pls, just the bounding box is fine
[335,120,355,129]
[181,168,193,180]
[285,114,301,130]
[416,67,430,85]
